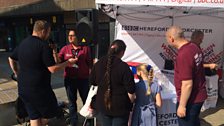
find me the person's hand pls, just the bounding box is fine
[67,57,78,65]
[93,58,98,64]
[177,105,186,118]
[11,73,18,81]
[209,63,218,70]
[49,43,57,53]
[88,105,94,113]
[14,73,18,79]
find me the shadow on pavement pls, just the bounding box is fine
[200,118,212,126]
[200,97,224,117]
[0,102,17,126]
[200,97,224,126]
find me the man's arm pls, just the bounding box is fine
[52,52,61,64]
[177,80,193,117]
[203,63,218,69]
[47,58,77,73]
[8,57,18,77]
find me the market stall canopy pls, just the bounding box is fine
[95,0,224,70]
[96,0,224,20]
[96,0,224,8]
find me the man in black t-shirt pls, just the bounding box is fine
[8,20,77,126]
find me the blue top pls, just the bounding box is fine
[131,80,161,126]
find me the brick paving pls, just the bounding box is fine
[0,88,17,104]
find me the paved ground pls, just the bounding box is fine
[0,52,224,126]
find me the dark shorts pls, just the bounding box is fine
[19,89,58,120]
[23,99,58,120]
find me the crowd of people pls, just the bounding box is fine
[8,20,218,126]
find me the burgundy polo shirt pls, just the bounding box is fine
[174,42,207,104]
[58,44,92,79]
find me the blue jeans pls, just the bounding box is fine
[64,77,89,126]
[98,113,129,126]
[176,102,204,126]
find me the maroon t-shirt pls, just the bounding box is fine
[58,44,92,79]
[174,42,207,104]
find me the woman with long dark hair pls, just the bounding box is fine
[89,39,136,126]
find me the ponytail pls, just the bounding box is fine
[146,68,154,95]
[137,64,154,96]
[104,39,126,110]
[104,48,115,110]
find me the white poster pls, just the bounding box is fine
[116,14,172,70]
[157,98,178,126]
[115,10,224,74]
[116,13,178,96]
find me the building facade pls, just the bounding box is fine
[0,0,112,58]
